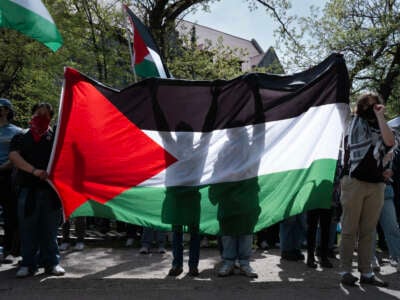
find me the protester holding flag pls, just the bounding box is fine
[0,98,22,261]
[340,93,395,287]
[210,81,264,279]
[9,103,65,278]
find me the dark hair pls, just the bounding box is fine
[31,102,54,118]
[355,92,382,114]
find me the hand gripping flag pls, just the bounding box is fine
[124,5,171,78]
[49,54,350,234]
[0,0,63,52]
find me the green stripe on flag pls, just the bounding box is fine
[71,158,337,234]
[0,0,63,51]
[135,59,160,78]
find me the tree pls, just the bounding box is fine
[127,0,220,61]
[0,0,134,124]
[263,0,400,110]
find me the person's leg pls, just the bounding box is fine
[37,189,63,271]
[306,209,319,267]
[238,234,257,278]
[0,174,19,258]
[75,217,86,243]
[379,186,400,260]
[168,225,184,276]
[172,225,183,268]
[155,230,167,249]
[218,235,237,276]
[17,188,39,273]
[319,208,333,267]
[358,182,385,275]
[141,227,154,249]
[339,176,365,275]
[61,221,70,243]
[280,217,295,258]
[188,224,200,270]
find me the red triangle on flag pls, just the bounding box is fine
[49,68,177,218]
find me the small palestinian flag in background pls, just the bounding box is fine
[124,5,171,79]
[49,54,349,235]
[0,0,63,52]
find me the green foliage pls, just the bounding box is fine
[0,0,249,125]
[168,35,245,80]
[271,0,400,115]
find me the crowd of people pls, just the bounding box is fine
[1,92,400,288]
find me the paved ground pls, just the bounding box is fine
[1,242,400,300]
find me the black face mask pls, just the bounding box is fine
[359,106,376,121]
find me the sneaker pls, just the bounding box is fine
[139,246,149,254]
[125,238,134,247]
[16,266,31,278]
[168,266,183,276]
[340,273,358,286]
[188,266,199,277]
[74,242,85,251]
[45,265,66,276]
[260,241,268,250]
[371,256,381,272]
[59,242,70,251]
[218,263,234,277]
[389,257,399,267]
[360,275,388,287]
[157,246,166,254]
[239,265,258,278]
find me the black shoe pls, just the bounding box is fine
[295,251,305,261]
[168,266,183,277]
[341,273,358,286]
[307,259,317,268]
[320,258,333,268]
[281,251,298,261]
[188,267,199,277]
[360,275,388,287]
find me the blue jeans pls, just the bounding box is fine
[221,234,253,267]
[280,213,306,252]
[372,185,400,260]
[172,224,200,268]
[18,187,62,269]
[141,227,166,248]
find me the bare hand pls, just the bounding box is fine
[382,169,393,180]
[374,104,386,119]
[33,169,48,180]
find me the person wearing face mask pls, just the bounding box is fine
[9,103,65,278]
[0,98,23,262]
[339,93,395,287]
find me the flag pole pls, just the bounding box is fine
[123,5,137,83]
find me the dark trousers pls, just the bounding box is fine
[307,208,332,260]
[62,217,86,243]
[0,173,19,256]
[172,224,200,268]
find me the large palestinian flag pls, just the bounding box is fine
[124,5,170,78]
[49,53,349,234]
[0,0,63,52]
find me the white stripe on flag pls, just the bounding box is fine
[148,48,167,78]
[10,0,54,23]
[140,103,349,187]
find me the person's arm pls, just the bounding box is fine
[374,104,395,147]
[9,151,48,180]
